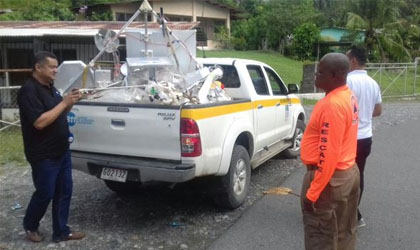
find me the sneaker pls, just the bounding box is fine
[358,218,366,228]
[25,230,44,242]
[53,231,86,243]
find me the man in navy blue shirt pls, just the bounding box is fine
[18,51,85,243]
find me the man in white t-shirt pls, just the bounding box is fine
[346,47,382,228]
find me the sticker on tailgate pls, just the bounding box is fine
[67,112,95,127]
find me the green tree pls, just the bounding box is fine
[239,0,262,15]
[215,26,233,49]
[345,0,411,62]
[264,0,320,52]
[88,10,113,21]
[314,0,347,27]
[292,23,320,60]
[231,4,268,50]
[71,0,115,7]
[399,0,420,57]
[0,0,75,21]
[231,0,320,52]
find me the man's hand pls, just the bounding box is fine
[303,197,315,212]
[373,103,382,117]
[63,89,82,107]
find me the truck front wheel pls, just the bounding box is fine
[104,180,141,194]
[282,120,306,158]
[214,145,251,209]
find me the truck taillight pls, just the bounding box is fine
[181,118,202,157]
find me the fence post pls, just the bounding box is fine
[404,64,407,95]
[379,64,383,90]
[415,58,419,96]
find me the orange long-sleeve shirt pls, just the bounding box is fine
[301,85,359,202]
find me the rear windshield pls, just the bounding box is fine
[203,64,241,88]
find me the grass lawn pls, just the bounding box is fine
[197,50,420,96]
[197,50,303,85]
[0,127,26,169]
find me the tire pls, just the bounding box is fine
[214,145,251,209]
[104,180,141,194]
[282,120,306,158]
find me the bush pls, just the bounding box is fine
[215,26,233,49]
[89,10,113,21]
[292,23,320,60]
[232,37,247,51]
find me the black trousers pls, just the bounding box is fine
[355,137,372,220]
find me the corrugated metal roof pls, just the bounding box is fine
[0,21,200,37]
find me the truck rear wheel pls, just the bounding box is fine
[214,145,250,209]
[104,180,141,194]
[282,120,305,158]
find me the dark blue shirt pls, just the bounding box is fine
[18,76,69,163]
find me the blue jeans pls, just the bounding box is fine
[23,150,73,240]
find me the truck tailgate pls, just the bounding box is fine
[69,103,181,160]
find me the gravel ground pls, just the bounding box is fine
[1,101,419,250]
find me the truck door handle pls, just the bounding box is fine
[111,119,125,127]
[258,104,263,109]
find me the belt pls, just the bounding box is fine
[306,165,320,171]
[306,164,356,172]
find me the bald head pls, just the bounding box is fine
[315,53,350,93]
[321,53,350,78]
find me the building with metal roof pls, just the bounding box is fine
[77,0,243,47]
[0,21,199,89]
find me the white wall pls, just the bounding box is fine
[110,2,141,16]
[153,0,228,20]
[109,0,229,23]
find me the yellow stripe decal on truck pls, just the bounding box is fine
[182,102,253,120]
[181,98,301,120]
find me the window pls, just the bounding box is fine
[116,12,126,21]
[53,49,77,64]
[166,15,191,22]
[264,67,288,95]
[247,65,269,95]
[116,12,152,21]
[204,64,240,88]
[6,48,32,86]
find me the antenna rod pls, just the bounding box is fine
[144,9,148,57]
[88,5,144,67]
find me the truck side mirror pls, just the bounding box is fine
[287,83,299,94]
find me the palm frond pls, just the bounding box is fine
[378,34,411,61]
[408,24,420,38]
[346,12,367,29]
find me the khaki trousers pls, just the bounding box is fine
[301,165,360,250]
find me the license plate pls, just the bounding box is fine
[100,167,128,183]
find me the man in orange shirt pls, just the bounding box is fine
[300,53,360,250]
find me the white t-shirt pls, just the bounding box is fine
[347,70,382,139]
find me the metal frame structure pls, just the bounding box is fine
[365,57,419,98]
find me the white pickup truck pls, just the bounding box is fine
[69,57,306,209]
